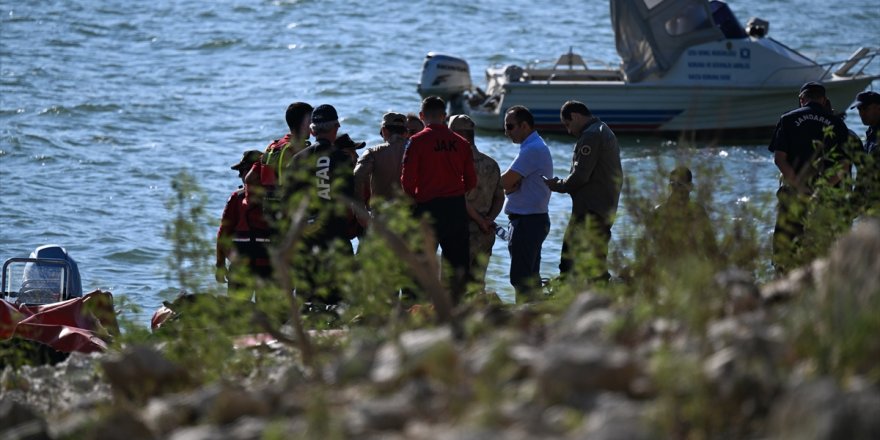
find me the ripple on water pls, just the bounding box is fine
[106,248,162,264]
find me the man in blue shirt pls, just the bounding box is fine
[501,106,553,302]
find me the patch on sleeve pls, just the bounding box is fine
[579,144,593,157]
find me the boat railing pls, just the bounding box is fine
[760,47,880,86]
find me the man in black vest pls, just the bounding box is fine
[768,82,849,273]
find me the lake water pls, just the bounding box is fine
[1,0,877,323]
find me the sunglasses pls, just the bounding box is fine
[505,123,517,130]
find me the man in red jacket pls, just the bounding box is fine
[401,96,477,303]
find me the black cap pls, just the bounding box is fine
[334,133,366,150]
[799,81,826,97]
[231,150,262,171]
[851,91,880,109]
[312,104,339,124]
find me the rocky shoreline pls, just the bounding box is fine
[3,220,880,440]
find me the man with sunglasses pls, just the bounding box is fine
[545,100,622,284]
[501,105,553,302]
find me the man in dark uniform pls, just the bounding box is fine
[546,100,622,283]
[400,96,477,304]
[768,82,849,273]
[289,104,357,309]
[852,91,880,215]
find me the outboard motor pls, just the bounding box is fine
[19,245,82,303]
[418,52,473,102]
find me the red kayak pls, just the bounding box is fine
[1,290,118,354]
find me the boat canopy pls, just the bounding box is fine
[611,0,726,82]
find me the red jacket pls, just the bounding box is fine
[400,124,477,203]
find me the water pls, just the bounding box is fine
[1,0,877,323]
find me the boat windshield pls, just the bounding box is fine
[709,0,748,39]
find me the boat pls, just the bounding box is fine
[1,245,118,365]
[417,0,879,136]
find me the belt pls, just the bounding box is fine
[232,237,271,243]
[507,212,548,220]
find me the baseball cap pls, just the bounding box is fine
[335,133,366,150]
[231,150,263,171]
[850,91,880,109]
[312,104,339,124]
[448,114,475,131]
[381,112,407,128]
[799,81,825,97]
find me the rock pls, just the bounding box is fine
[202,386,271,425]
[769,379,880,440]
[553,292,611,339]
[714,267,761,315]
[167,425,224,440]
[535,343,639,404]
[142,395,197,435]
[575,393,650,440]
[331,337,380,384]
[101,345,192,401]
[347,392,417,434]
[0,399,49,440]
[554,309,617,342]
[761,259,827,304]
[370,327,456,385]
[80,408,155,440]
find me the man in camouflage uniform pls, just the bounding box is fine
[353,112,409,214]
[449,114,504,290]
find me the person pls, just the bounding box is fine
[768,82,849,273]
[244,102,313,225]
[650,167,718,261]
[545,100,622,283]
[400,96,477,303]
[353,112,409,212]
[449,114,504,291]
[216,150,269,292]
[851,91,880,214]
[501,105,553,301]
[405,113,425,139]
[289,104,358,309]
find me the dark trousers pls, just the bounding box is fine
[560,211,612,281]
[772,186,807,274]
[507,213,550,302]
[415,195,470,304]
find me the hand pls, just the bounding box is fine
[478,217,492,234]
[215,265,228,283]
[544,177,563,192]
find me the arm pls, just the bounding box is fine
[465,201,491,233]
[501,168,523,194]
[216,192,239,282]
[353,151,374,204]
[462,142,478,192]
[774,151,800,188]
[487,166,504,221]
[400,141,418,198]
[555,137,599,193]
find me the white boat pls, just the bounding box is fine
[417,0,879,135]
